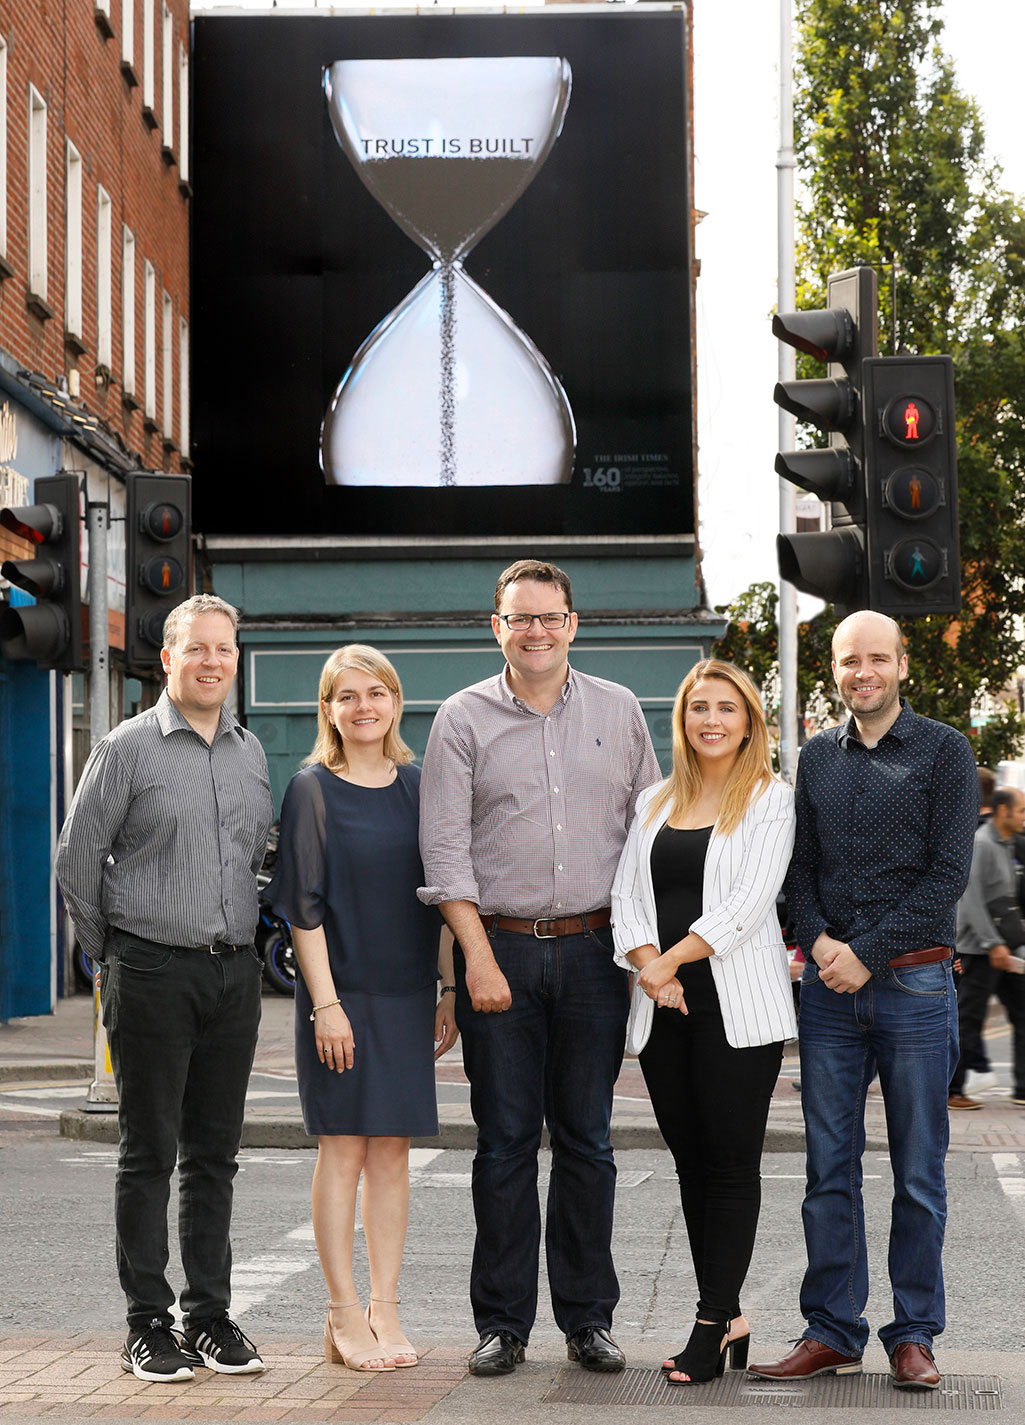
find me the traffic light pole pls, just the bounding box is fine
[776,0,798,783]
[87,501,111,744]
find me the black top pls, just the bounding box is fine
[651,823,714,997]
[785,699,978,977]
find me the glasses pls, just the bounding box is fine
[495,612,571,631]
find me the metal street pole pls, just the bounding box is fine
[777,0,799,782]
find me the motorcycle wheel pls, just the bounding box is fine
[74,946,99,991]
[262,927,296,996]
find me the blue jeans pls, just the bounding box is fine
[797,960,959,1357]
[454,925,629,1343]
[100,929,262,1331]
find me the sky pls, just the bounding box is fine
[693,0,1025,609]
[191,0,1021,609]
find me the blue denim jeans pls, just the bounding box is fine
[797,960,959,1357]
[100,929,262,1331]
[454,925,629,1342]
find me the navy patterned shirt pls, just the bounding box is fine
[785,699,979,978]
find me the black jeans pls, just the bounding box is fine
[99,929,262,1331]
[455,925,628,1343]
[950,953,1025,1098]
[639,965,782,1324]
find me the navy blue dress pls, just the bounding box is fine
[270,761,441,1136]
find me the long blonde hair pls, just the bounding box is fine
[304,644,413,774]
[645,659,775,837]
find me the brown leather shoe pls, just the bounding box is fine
[747,1338,862,1380]
[947,1093,982,1111]
[890,1342,939,1390]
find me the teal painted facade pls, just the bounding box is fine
[207,550,726,811]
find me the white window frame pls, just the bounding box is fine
[65,142,83,340]
[97,187,112,369]
[162,289,173,437]
[178,41,189,184]
[143,258,156,419]
[28,86,48,302]
[178,316,189,455]
[121,0,134,70]
[122,226,136,398]
[161,5,173,143]
[142,0,155,114]
[0,40,8,262]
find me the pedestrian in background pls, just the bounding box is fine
[418,558,659,1377]
[270,645,457,1372]
[612,659,795,1384]
[749,611,977,1392]
[56,594,273,1383]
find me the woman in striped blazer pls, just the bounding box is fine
[611,658,796,1385]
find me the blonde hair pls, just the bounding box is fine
[645,659,775,837]
[304,644,413,774]
[162,594,238,653]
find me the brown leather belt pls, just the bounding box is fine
[486,908,612,940]
[889,945,950,968]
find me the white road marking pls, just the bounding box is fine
[994,1153,1025,1218]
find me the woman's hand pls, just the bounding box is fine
[314,1002,354,1072]
[434,995,459,1060]
[638,954,687,1012]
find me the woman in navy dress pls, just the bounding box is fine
[271,645,457,1372]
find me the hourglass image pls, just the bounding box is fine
[322,57,575,488]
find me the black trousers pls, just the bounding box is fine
[638,964,782,1324]
[100,928,262,1330]
[950,953,1025,1098]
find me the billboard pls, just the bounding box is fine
[191,8,693,540]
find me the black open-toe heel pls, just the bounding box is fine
[662,1320,729,1385]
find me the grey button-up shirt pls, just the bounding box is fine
[418,666,659,919]
[956,817,1019,957]
[56,691,274,960]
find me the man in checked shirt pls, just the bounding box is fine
[56,594,273,1385]
[418,559,659,1377]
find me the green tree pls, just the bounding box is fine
[792,0,1025,763]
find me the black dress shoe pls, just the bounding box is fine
[567,1326,626,1372]
[467,1331,525,1376]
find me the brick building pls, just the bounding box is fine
[0,0,191,1018]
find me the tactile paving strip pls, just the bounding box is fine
[542,1368,1003,1410]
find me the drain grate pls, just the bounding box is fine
[542,1367,1003,1410]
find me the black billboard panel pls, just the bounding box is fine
[191,10,693,540]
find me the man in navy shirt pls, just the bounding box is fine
[749,611,977,1392]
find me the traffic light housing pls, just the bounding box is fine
[862,356,960,617]
[125,473,193,666]
[774,266,878,614]
[0,472,84,671]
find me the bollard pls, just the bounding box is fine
[84,967,118,1112]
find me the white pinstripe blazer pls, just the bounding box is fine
[611,778,798,1048]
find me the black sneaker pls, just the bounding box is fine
[185,1316,265,1374]
[121,1319,200,1382]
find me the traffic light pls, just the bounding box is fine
[773,266,878,614]
[0,472,84,671]
[862,356,960,617]
[125,473,192,666]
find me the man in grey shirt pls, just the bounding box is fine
[418,559,659,1377]
[948,785,1025,1109]
[56,594,273,1384]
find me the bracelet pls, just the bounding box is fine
[439,985,456,995]
[309,998,341,1021]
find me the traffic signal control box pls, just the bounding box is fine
[125,473,193,667]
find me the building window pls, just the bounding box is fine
[97,187,112,370]
[0,40,8,267]
[179,316,189,456]
[178,41,189,186]
[65,142,84,344]
[161,5,173,146]
[121,0,137,83]
[162,289,173,438]
[28,86,47,304]
[142,0,156,119]
[144,259,156,421]
[122,226,136,401]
